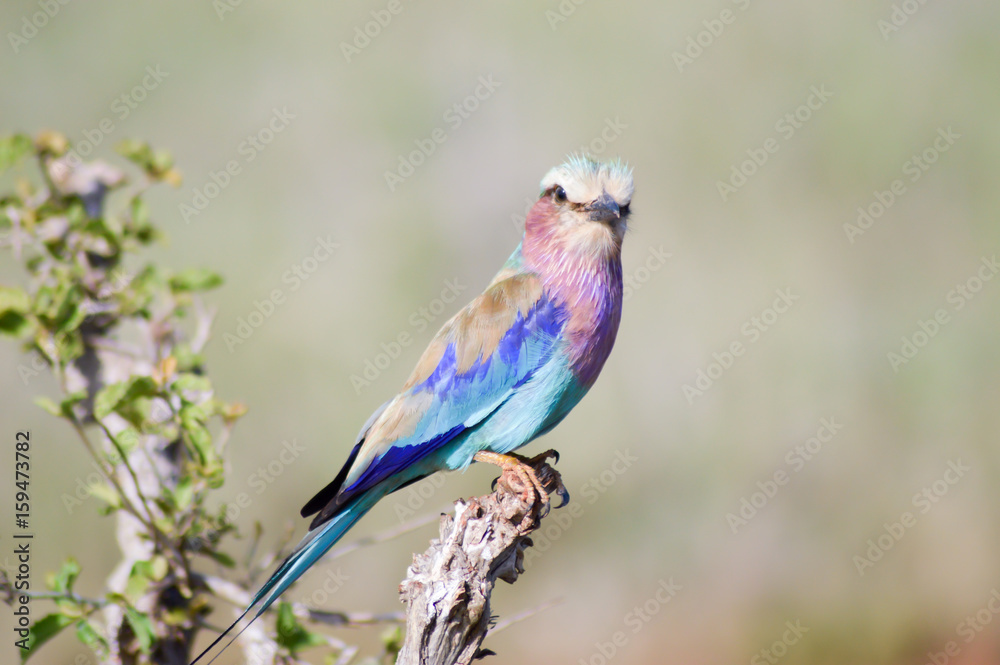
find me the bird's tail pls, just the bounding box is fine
[189,493,379,665]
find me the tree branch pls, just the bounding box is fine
[396,462,564,665]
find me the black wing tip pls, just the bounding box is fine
[300,442,362,518]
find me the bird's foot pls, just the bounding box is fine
[519,449,570,512]
[474,449,569,531]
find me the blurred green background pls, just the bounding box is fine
[2,1,1000,664]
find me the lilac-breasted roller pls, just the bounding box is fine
[192,155,634,663]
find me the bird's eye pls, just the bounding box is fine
[553,186,567,202]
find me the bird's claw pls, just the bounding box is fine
[526,448,559,467]
[529,453,568,518]
[553,485,570,509]
[474,449,568,530]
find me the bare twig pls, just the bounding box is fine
[328,510,442,560]
[489,597,563,635]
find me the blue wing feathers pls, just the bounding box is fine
[352,293,566,478]
[341,424,465,496]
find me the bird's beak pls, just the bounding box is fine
[585,191,620,223]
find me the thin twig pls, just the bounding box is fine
[201,575,403,628]
[327,510,443,561]
[67,418,151,530]
[15,590,108,608]
[489,597,563,635]
[94,416,191,583]
[304,608,405,627]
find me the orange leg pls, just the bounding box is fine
[473,449,568,519]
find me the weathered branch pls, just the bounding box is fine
[397,463,564,665]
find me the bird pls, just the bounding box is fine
[191,155,634,664]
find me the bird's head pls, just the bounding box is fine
[525,155,634,261]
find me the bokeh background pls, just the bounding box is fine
[2,1,1000,664]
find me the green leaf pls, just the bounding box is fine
[0,134,32,173]
[116,140,175,181]
[94,381,129,420]
[19,612,74,663]
[48,558,81,594]
[123,607,155,654]
[171,372,211,395]
[151,150,174,175]
[171,343,204,372]
[86,481,121,511]
[185,420,212,459]
[94,376,158,419]
[0,286,30,315]
[74,620,109,657]
[204,549,236,568]
[169,268,223,293]
[58,390,87,419]
[54,301,87,337]
[125,563,151,601]
[0,286,32,336]
[380,625,404,656]
[115,396,152,430]
[180,403,215,468]
[170,476,195,511]
[127,376,158,398]
[127,557,168,598]
[34,396,61,417]
[130,196,150,227]
[116,140,154,168]
[0,310,31,336]
[149,555,169,581]
[112,426,141,454]
[52,330,83,364]
[35,281,83,332]
[275,603,326,655]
